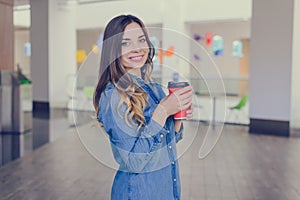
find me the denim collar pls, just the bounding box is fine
[128,73,146,85]
[128,73,160,104]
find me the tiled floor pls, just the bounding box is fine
[1,110,300,200]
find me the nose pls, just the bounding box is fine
[131,42,142,52]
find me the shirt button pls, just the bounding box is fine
[171,161,175,165]
[173,178,177,182]
[168,145,172,149]
[160,134,164,138]
[166,130,170,133]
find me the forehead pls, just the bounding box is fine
[122,22,145,38]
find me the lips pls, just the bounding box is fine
[129,55,144,62]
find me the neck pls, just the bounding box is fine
[127,68,142,79]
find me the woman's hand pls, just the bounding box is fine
[159,85,193,116]
[185,104,193,120]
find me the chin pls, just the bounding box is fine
[127,61,147,69]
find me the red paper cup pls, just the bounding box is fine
[168,81,190,120]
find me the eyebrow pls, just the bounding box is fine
[122,35,146,40]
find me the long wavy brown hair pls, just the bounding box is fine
[93,15,155,129]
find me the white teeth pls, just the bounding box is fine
[130,56,143,61]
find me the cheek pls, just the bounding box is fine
[120,49,129,60]
[120,55,127,66]
[143,47,149,56]
[145,46,149,53]
[144,49,149,60]
[121,47,127,57]
[143,44,150,52]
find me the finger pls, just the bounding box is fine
[172,89,193,103]
[186,109,193,114]
[178,100,192,111]
[174,86,193,96]
[182,85,193,91]
[174,92,192,107]
[186,113,193,120]
[179,96,193,107]
[187,104,193,112]
[178,90,193,100]
[186,116,193,120]
[180,101,192,110]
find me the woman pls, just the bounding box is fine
[94,14,193,200]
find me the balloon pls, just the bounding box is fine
[164,46,174,57]
[212,35,224,56]
[193,33,202,41]
[232,40,243,57]
[92,44,98,54]
[206,32,213,46]
[157,48,163,64]
[76,50,87,63]
[194,54,200,61]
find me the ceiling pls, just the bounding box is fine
[14,0,29,6]
[14,0,121,7]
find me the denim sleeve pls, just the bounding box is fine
[152,81,184,142]
[98,88,168,173]
[175,123,184,143]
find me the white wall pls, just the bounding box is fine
[189,21,250,96]
[160,0,191,87]
[74,0,252,84]
[184,0,252,23]
[75,0,252,29]
[13,9,30,27]
[14,0,253,29]
[75,0,163,30]
[190,21,250,78]
[76,28,102,88]
[15,0,253,108]
[14,29,30,76]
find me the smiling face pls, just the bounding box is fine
[120,22,149,77]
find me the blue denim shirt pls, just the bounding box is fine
[98,75,184,200]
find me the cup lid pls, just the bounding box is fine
[168,81,189,88]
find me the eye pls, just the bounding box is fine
[121,41,130,46]
[139,38,146,43]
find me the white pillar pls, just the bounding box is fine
[161,0,190,87]
[49,1,76,108]
[30,0,76,111]
[291,0,300,128]
[249,0,294,136]
[0,0,14,71]
[30,0,50,112]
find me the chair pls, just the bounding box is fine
[83,86,95,111]
[227,95,248,123]
[83,86,94,100]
